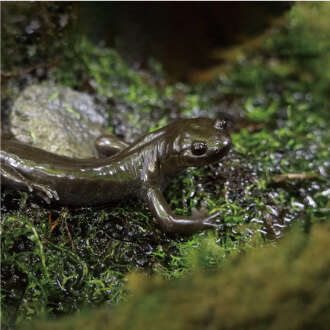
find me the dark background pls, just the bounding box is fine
[81,2,290,79]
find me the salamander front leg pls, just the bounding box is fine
[144,187,220,234]
[1,164,59,204]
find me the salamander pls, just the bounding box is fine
[1,118,231,234]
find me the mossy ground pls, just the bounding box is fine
[1,2,330,329]
[24,221,330,330]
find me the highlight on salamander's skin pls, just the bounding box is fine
[0,118,231,234]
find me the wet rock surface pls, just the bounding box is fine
[10,84,109,158]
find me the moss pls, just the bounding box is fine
[1,193,176,327]
[24,221,330,330]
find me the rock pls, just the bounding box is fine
[10,84,109,158]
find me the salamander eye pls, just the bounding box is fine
[191,141,208,156]
[213,119,227,130]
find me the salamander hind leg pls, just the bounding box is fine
[1,164,59,204]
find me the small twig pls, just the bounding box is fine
[63,212,77,253]
[50,217,61,233]
[264,212,273,227]
[271,172,318,183]
[48,208,77,253]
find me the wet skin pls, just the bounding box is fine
[1,118,231,234]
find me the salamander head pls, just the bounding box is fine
[161,118,232,171]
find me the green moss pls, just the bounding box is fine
[24,221,330,330]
